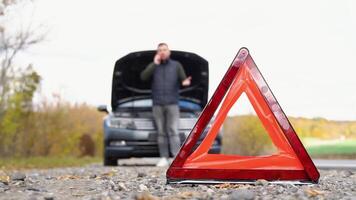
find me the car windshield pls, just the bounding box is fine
[118,99,201,111]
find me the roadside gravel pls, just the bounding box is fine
[0,164,355,200]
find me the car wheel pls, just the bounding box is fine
[104,157,118,166]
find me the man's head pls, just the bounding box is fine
[157,43,171,61]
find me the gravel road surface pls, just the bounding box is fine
[0,161,355,200]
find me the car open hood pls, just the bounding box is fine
[111,50,209,111]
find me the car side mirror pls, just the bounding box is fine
[97,105,108,113]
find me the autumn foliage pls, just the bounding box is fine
[0,94,105,158]
[222,115,356,156]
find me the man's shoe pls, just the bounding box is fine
[156,157,169,167]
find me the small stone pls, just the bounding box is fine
[45,176,55,180]
[139,184,148,191]
[0,187,9,193]
[255,179,269,186]
[118,182,128,191]
[207,188,215,196]
[229,189,256,200]
[137,172,146,178]
[200,185,209,190]
[43,195,54,200]
[27,196,38,200]
[295,190,308,200]
[0,171,10,184]
[11,172,26,181]
[149,178,157,184]
[0,182,9,193]
[134,191,159,200]
[27,187,43,192]
[342,170,353,177]
[89,174,97,179]
[100,191,111,199]
[109,180,118,191]
[164,185,173,190]
[289,186,298,193]
[12,180,25,187]
[276,186,285,194]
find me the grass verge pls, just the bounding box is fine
[0,156,101,170]
[305,139,356,159]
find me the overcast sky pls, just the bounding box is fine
[15,0,356,120]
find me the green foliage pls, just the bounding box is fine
[0,66,41,156]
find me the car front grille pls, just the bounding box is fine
[117,118,197,130]
[133,120,155,130]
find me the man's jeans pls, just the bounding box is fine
[152,104,180,158]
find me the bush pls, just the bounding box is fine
[0,95,105,158]
[222,115,276,156]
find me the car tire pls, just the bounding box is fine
[104,157,118,166]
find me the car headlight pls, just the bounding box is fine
[108,118,136,129]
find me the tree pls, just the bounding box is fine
[0,0,45,156]
[0,0,44,117]
[0,66,40,156]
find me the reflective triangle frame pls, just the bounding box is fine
[166,47,320,184]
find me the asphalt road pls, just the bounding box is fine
[313,159,356,170]
[1,158,355,199]
[118,158,356,170]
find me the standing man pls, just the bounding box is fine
[140,43,192,167]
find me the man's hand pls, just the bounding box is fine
[154,54,161,65]
[182,76,192,86]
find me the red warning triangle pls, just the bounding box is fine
[167,48,320,184]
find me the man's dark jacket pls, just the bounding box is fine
[140,58,187,105]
